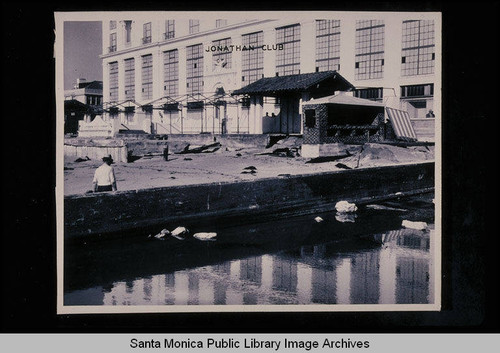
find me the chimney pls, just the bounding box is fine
[76,78,87,88]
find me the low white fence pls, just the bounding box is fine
[64,138,128,163]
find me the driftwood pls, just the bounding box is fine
[178,142,221,154]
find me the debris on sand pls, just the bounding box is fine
[74,156,90,162]
[241,166,257,175]
[335,200,358,213]
[193,232,217,241]
[402,220,427,230]
[263,147,300,157]
[259,137,301,158]
[179,142,221,154]
[335,163,352,170]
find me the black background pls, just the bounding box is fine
[2,1,498,333]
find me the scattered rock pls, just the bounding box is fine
[243,166,257,170]
[335,213,357,223]
[335,200,358,213]
[193,232,217,241]
[314,216,324,223]
[184,157,193,161]
[402,220,427,230]
[170,226,189,239]
[149,228,170,239]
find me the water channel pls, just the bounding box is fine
[64,193,436,306]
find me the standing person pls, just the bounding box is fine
[93,155,117,192]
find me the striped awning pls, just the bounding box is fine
[385,107,418,141]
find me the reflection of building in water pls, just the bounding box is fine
[240,257,262,304]
[187,272,199,305]
[397,232,430,251]
[311,266,337,303]
[376,228,432,304]
[350,252,380,304]
[272,257,298,293]
[240,257,262,284]
[298,245,340,304]
[396,257,429,304]
[92,228,432,305]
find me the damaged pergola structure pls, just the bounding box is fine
[101,90,246,135]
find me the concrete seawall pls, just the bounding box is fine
[64,161,434,239]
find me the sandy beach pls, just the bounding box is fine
[63,142,435,196]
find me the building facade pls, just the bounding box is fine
[64,79,103,134]
[99,13,440,136]
[64,79,103,107]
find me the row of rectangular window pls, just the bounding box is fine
[109,19,227,32]
[353,84,433,100]
[110,19,432,51]
[109,19,434,101]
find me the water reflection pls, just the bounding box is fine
[66,226,434,306]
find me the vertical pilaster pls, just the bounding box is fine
[263,27,275,78]
[300,20,316,74]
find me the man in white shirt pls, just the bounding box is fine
[93,155,117,192]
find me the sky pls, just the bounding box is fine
[64,21,103,90]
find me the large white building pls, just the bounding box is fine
[99,12,440,137]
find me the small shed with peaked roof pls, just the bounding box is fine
[231,71,354,134]
[301,93,387,157]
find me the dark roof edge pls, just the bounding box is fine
[231,71,354,96]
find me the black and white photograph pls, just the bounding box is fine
[3,2,500,350]
[55,11,441,313]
